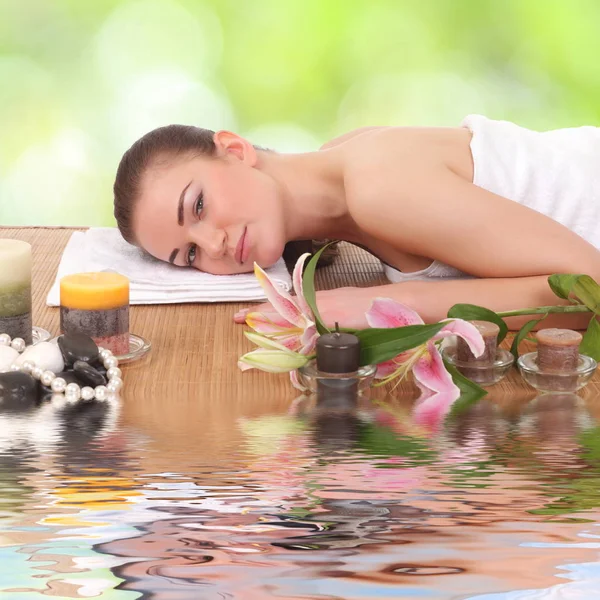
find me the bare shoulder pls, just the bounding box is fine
[319,126,390,150]
[342,127,471,229]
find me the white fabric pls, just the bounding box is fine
[46,228,291,306]
[385,113,600,283]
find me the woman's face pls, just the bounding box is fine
[132,137,286,275]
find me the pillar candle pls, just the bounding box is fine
[536,328,582,372]
[456,320,500,364]
[0,239,32,345]
[60,272,130,355]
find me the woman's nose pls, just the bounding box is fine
[194,226,227,259]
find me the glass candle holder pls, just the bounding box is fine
[442,346,514,386]
[297,360,377,400]
[517,351,597,393]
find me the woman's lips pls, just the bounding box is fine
[235,227,247,265]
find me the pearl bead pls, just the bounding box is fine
[107,367,122,380]
[11,338,26,352]
[103,356,118,369]
[99,349,112,360]
[40,370,56,386]
[65,383,81,402]
[10,363,21,372]
[21,360,35,373]
[107,377,123,393]
[94,385,108,401]
[50,377,67,393]
[0,334,11,346]
[81,386,95,401]
[31,366,43,379]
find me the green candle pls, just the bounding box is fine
[0,240,32,344]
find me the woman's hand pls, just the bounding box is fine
[233,287,377,330]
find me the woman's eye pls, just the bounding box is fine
[187,244,197,266]
[194,192,204,217]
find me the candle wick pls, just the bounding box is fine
[334,322,340,333]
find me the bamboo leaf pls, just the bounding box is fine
[355,322,445,365]
[572,275,600,315]
[548,274,583,300]
[580,316,600,361]
[302,243,333,335]
[447,303,508,343]
[510,314,548,361]
[445,362,488,418]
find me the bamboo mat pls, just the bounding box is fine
[2,227,599,407]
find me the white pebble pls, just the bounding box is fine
[14,342,64,373]
[0,346,19,372]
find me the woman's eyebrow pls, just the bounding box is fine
[177,180,192,226]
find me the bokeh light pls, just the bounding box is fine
[1,0,599,225]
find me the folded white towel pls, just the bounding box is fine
[46,228,292,306]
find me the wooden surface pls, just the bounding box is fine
[2,227,599,406]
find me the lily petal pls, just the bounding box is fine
[292,253,314,318]
[254,262,306,328]
[412,341,459,395]
[299,323,318,354]
[375,359,400,379]
[244,332,299,354]
[433,319,485,358]
[245,311,296,334]
[238,348,309,373]
[366,297,424,328]
[289,369,308,392]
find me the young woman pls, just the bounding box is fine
[113,116,600,330]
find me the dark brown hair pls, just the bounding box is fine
[114,124,217,245]
[113,124,339,267]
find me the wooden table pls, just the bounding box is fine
[2,227,599,410]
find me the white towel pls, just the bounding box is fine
[46,228,292,306]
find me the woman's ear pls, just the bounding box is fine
[213,130,257,165]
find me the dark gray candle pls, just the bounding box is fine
[316,331,360,374]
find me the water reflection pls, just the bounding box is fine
[0,387,600,598]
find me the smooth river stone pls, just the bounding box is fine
[536,328,582,372]
[14,341,65,372]
[57,333,100,367]
[0,345,19,372]
[0,371,38,410]
[73,361,107,386]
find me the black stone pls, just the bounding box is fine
[57,333,99,366]
[73,361,107,387]
[0,372,38,410]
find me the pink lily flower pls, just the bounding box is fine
[245,253,317,354]
[240,253,318,389]
[365,297,485,398]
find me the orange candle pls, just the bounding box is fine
[60,272,130,355]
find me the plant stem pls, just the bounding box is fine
[497,305,590,318]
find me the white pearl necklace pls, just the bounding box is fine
[0,333,123,404]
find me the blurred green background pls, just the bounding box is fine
[1,0,600,226]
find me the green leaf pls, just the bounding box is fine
[447,303,508,343]
[548,274,583,300]
[445,362,488,418]
[580,316,600,361]
[572,275,600,315]
[510,314,548,361]
[302,243,333,335]
[356,423,437,461]
[355,322,445,366]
